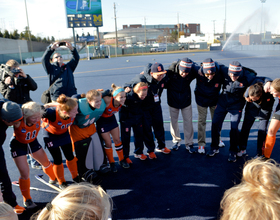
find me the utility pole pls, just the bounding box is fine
[177,12,180,43]
[114,2,118,57]
[24,0,33,52]
[144,17,147,45]
[212,20,216,35]
[223,0,227,41]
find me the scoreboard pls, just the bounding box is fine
[65,0,103,28]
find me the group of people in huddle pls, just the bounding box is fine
[0,41,280,219]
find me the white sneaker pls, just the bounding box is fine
[198,146,205,154]
[237,150,246,157]
[219,141,225,147]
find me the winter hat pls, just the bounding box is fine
[1,101,23,122]
[202,58,216,75]
[179,58,193,73]
[228,61,243,76]
[150,63,166,75]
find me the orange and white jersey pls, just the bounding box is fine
[14,119,41,144]
[41,108,74,135]
[101,97,122,118]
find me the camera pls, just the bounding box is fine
[11,68,21,75]
[59,42,66,46]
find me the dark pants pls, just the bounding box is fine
[143,104,165,152]
[211,104,242,153]
[240,103,271,155]
[47,143,74,165]
[0,146,17,207]
[121,118,145,158]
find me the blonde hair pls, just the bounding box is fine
[111,83,124,97]
[34,183,112,220]
[56,94,77,113]
[0,202,18,220]
[220,158,280,220]
[5,59,20,68]
[133,82,148,93]
[271,78,280,93]
[86,90,101,102]
[22,102,44,119]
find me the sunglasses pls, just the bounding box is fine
[205,73,215,77]
[54,56,62,58]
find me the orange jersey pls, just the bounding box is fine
[101,97,122,118]
[41,108,74,135]
[14,119,41,144]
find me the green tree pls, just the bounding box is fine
[0,30,3,38]
[51,36,55,42]
[11,29,20,39]
[170,30,178,43]
[3,30,10,38]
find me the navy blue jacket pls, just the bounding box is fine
[124,63,167,110]
[165,60,199,109]
[218,66,257,110]
[42,47,80,101]
[119,90,144,124]
[244,77,274,111]
[195,62,225,107]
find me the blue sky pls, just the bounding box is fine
[0,0,279,40]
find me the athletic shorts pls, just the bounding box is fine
[96,115,118,133]
[10,137,42,158]
[42,129,72,149]
[272,103,280,121]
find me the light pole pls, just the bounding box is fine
[114,2,118,57]
[24,0,33,52]
[260,0,266,39]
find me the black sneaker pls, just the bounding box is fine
[110,163,117,173]
[98,164,111,174]
[206,149,219,157]
[72,176,81,183]
[59,182,68,190]
[228,152,237,162]
[186,145,197,153]
[119,159,130,169]
[172,142,180,151]
[23,199,37,209]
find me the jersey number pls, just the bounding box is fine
[26,130,37,141]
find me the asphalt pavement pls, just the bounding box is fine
[2,49,280,220]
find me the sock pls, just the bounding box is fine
[66,157,78,179]
[19,178,31,202]
[115,142,124,161]
[104,148,115,163]
[43,161,56,181]
[53,164,66,185]
[264,135,276,158]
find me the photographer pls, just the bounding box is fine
[42,41,80,101]
[0,60,37,105]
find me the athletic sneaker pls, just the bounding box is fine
[148,152,157,159]
[119,159,130,169]
[13,205,25,214]
[172,142,180,151]
[23,199,37,209]
[72,176,81,183]
[126,158,133,164]
[49,179,57,185]
[110,163,117,173]
[206,149,219,157]
[186,145,197,153]
[59,182,68,190]
[219,141,225,148]
[228,152,237,162]
[237,150,247,157]
[198,146,205,154]
[155,147,171,154]
[134,154,147,160]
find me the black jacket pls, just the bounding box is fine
[42,47,80,101]
[195,62,225,107]
[124,63,167,110]
[0,75,37,105]
[165,60,199,109]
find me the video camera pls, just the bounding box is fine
[0,64,21,81]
